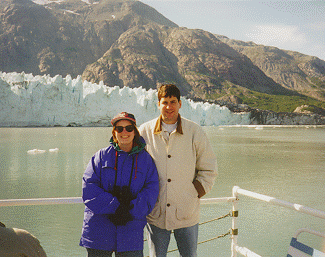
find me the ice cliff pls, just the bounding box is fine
[0,72,251,127]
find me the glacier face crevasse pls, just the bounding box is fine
[0,72,251,127]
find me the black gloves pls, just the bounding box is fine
[108,203,134,226]
[113,186,133,206]
[108,186,135,226]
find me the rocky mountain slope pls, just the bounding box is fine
[216,36,325,101]
[1,0,325,113]
[0,0,177,78]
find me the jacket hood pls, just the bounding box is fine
[109,136,146,155]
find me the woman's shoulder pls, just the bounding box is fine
[95,145,115,157]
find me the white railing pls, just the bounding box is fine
[1,186,325,257]
[231,186,325,257]
[0,197,82,206]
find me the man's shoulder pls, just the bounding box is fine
[181,116,202,130]
[139,118,158,130]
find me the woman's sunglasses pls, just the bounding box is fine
[115,125,134,133]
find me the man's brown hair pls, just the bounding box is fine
[158,84,180,102]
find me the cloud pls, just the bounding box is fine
[246,24,307,49]
[307,21,325,32]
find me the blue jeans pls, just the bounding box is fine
[86,248,143,257]
[146,223,198,257]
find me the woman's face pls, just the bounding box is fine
[114,120,135,151]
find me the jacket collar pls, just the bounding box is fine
[110,136,146,155]
[154,114,183,135]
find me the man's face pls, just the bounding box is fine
[158,96,182,124]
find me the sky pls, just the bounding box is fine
[140,0,325,61]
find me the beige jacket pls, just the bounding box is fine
[139,115,217,230]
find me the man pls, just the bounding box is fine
[139,84,217,257]
[0,222,47,257]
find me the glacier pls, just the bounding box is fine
[0,72,251,127]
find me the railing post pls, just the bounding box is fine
[231,186,239,257]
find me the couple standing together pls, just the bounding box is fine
[80,84,217,257]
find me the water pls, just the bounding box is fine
[0,126,325,256]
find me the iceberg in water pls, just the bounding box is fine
[49,148,59,153]
[27,149,46,154]
[0,72,251,127]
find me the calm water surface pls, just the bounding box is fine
[0,126,324,256]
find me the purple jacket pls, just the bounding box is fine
[80,137,159,252]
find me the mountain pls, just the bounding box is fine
[216,36,325,102]
[0,0,177,78]
[1,0,325,113]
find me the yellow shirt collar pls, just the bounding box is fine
[154,114,183,135]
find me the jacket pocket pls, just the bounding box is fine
[175,184,200,220]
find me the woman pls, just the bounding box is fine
[80,112,159,257]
